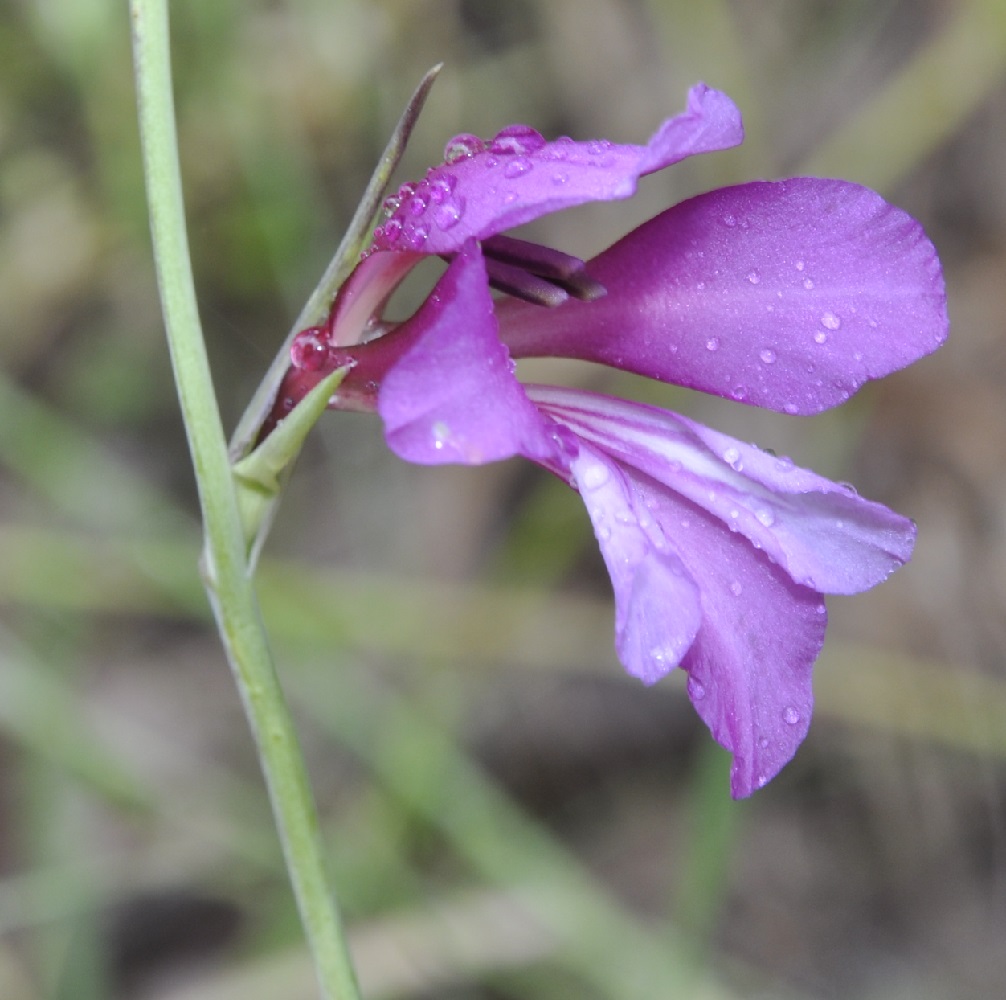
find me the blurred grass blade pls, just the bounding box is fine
[797,0,1006,188]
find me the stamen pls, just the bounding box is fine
[482,234,607,303]
[484,258,570,307]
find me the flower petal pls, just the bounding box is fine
[567,436,825,798]
[504,179,948,414]
[667,493,825,798]
[377,241,559,466]
[372,84,743,255]
[531,386,915,595]
[570,445,703,685]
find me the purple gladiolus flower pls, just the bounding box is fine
[268,84,947,797]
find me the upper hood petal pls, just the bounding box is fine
[372,84,743,255]
[503,178,948,414]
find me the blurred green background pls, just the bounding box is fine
[2,0,1005,997]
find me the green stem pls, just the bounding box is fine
[129,3,361,998]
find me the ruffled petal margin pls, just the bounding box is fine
[372,84,744,255]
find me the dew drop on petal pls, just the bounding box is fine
[597,524,611,541]
[687,677,706,701]
[552,171,568,185]
[432,421,450,450]
[290,327,329,371]
[489,124,547,155]
[705,337,720,352]
[729,580,743,597]
[783,706,801,726]
[747,270,760,284]
[401,222,430,250]
[820,311,841,330]
[723,446,742,470]
[755,508,775,527]
[379,217,402,246]
[814,331,828,344]
[794,260,805,272]
[783,402,799,414]
[503,157,532,179]
[444,133,486,163]
[722,213,737,227]
[759,348,777,364]
[580,463,610,491]
[433,198,465,231]
[803,277,815,290]
[758,735,770,749]
[775,456,795,472]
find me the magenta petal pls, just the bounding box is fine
[377,242,559,466]
[669,496,825,798]
[531,386,915,595]
[503,179,948,414]
[571,445,702,684]
[569,439,825,798]
[373,85,743,255]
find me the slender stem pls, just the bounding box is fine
[129,3,361,998]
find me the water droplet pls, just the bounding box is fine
[580,463,609,491]
[382,194,401,215]
[705,337,720,352]
[723,446,742,468]
[802,277,815,290]
[597,524,611,541]
[747,270,760,284]
[433,197,465,230]
[759,348,777,364]
[729,580,743,596]
[814,331,828,344]
[783,706,801,726]
[758,736,770,749]
[722,213,737,227]
[816,603,827,615]
[687,677,706,701]
[794,260,805,272]
[503,157,532,178]
[820,311,841,330]
[401,221,430,250]
[428,174,456,204]
[552,171,568,185]
[290,327,330,371]
[405,194,427,217]
[650,645,677,669]
[432,421,450,450]
[755,508,775,527]
[489,124,547,155]
[729,508,740,520]
[783,402,799,414]
[444,133,485,163]
[379,217,402,246]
